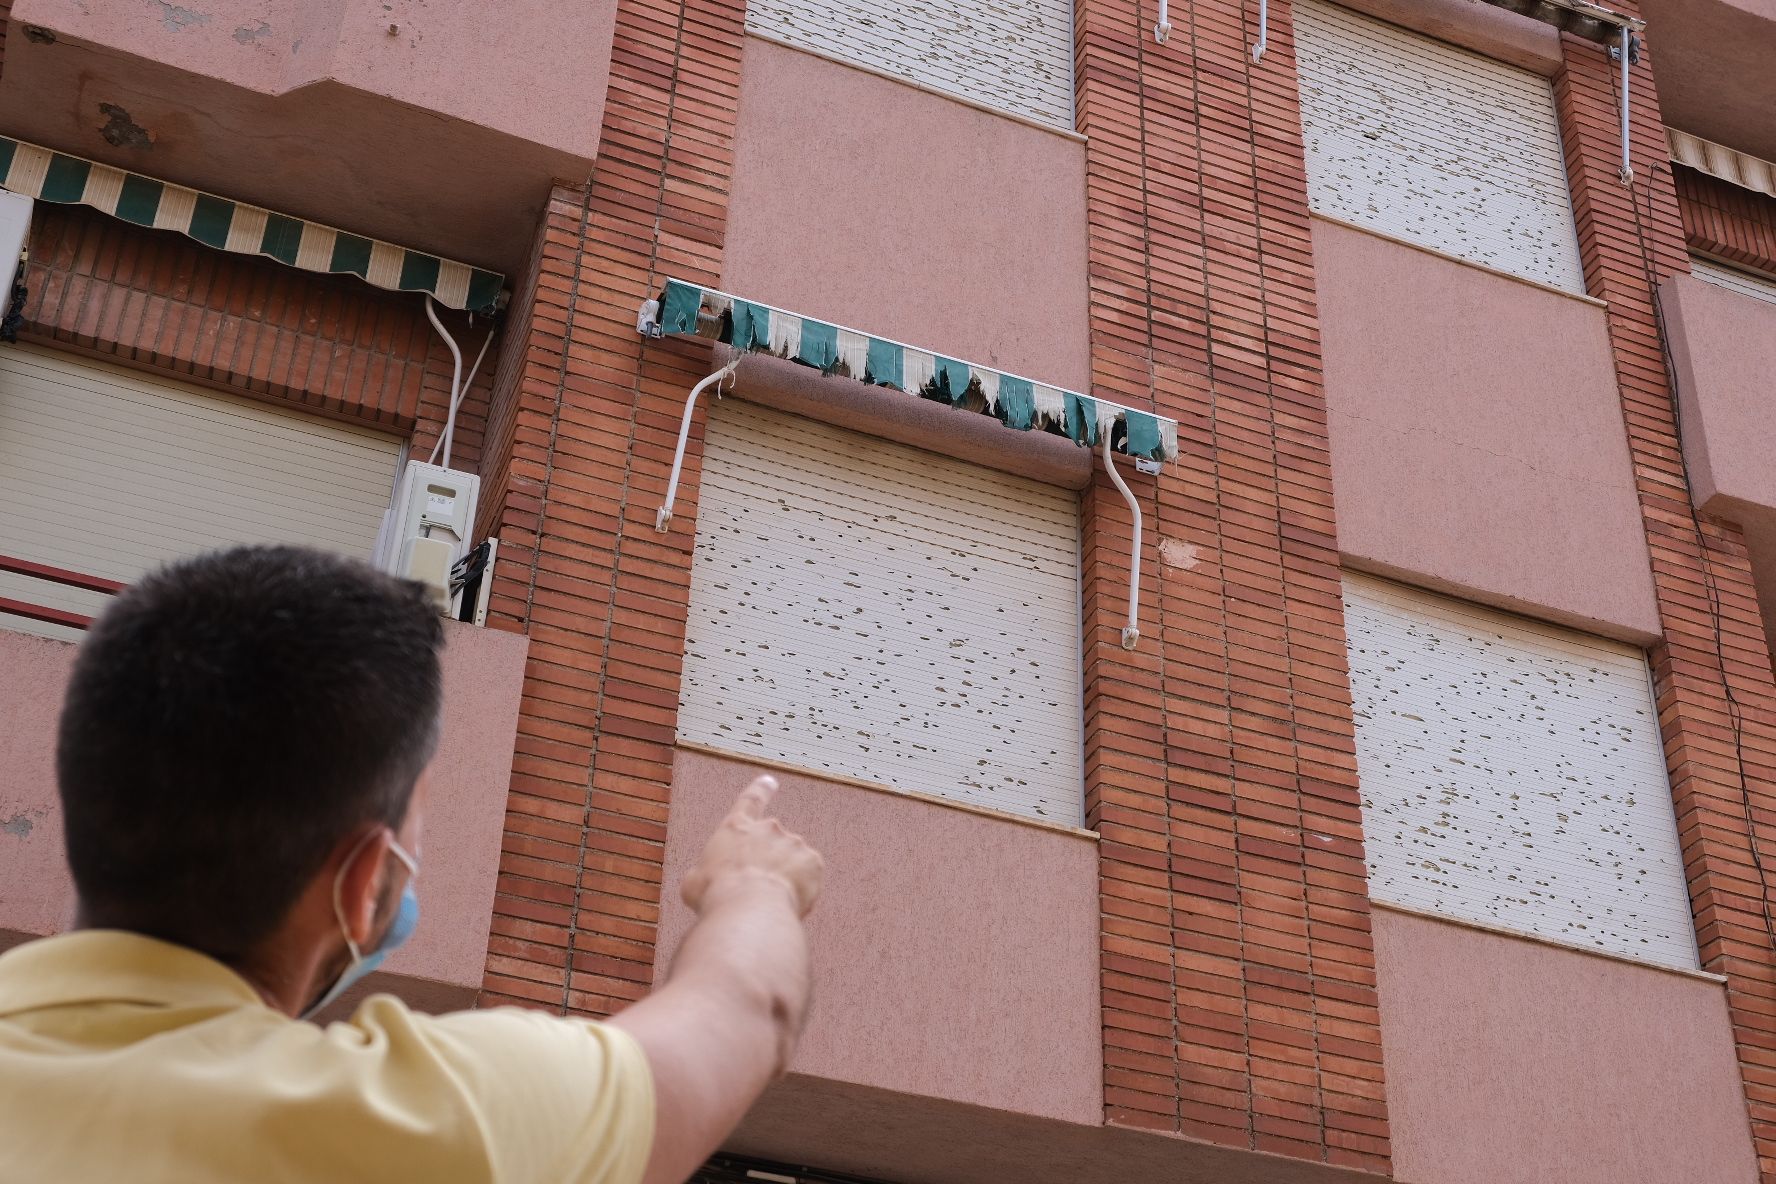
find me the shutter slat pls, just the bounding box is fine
[1344,573,1699,970]
[0,345,401,641]
[1294,0,1587,293]
[679,399,1084,824]
[747,0,1074,131]
[1691,256,1776,306]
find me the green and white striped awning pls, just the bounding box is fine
[0,136,503,313]
[645,279,1178,463]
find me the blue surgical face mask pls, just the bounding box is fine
[301,834,420,1021]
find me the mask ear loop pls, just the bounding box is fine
[388,838,420,878]
[330,829,387,964]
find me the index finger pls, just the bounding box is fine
[728,774,781,821]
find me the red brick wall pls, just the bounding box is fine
[1554,18,1776,1181]
[1676,165,1776,274]
[1074,0,1389,1171]
[19,203,492,466]
[473,0,747,1013]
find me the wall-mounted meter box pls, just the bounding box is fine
[372,461,481,616]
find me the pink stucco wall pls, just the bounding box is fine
[722,37,1092,394]
[4,0,613,270]
[1313,218,1662,642]
[1331,0,1562,74]
[0,620,528,1007]
[1643,0,1776,164]
[1373,908,1758,1184]
[657,747,1102,1125]
[0,632,76,941]
[1662,273,1776,525]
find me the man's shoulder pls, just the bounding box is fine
[345,995,647,1083]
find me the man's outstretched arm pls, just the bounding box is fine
[609,775,823,1184]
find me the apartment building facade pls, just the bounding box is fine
[2,0,1775,1181]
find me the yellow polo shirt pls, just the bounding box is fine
[0,930,654,1184]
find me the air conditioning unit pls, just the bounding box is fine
[373,461,481,619]
[0,190,32,334]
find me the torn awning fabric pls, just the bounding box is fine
[0,136,505,314]
[649,278,1178,463]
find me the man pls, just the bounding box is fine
[0,545,823,1183]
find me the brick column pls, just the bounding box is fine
[1075,0,1390,1171]
[1554,17,1776,1180]
[473,0,747,1015]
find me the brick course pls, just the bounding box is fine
[1676,165,1776,275]
[18,203,490,465]
[1553,17,1776,1181]
[1074,0,1389,1170]
[473,0,747,1014]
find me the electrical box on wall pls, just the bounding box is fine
[0,190,32,332]
[373,461,481,617]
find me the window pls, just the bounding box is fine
[1343,573,1698,971]
[745,0,1075,131]
[678,398,1084,824]
[0,345,401,640]
[1691,255,1776,306]
[1294,0,1586,293]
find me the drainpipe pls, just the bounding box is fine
[657,354,744,532]
[1102,431,1144,650]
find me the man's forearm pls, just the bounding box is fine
[609,775,822,1184]
[663,872,811,1076]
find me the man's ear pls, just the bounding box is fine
[335,826,394,947]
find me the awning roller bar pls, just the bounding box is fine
[640,279,1176,650]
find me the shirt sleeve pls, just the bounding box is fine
[379,1002,656,1184]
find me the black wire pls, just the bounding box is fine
[1621,156,1776,959]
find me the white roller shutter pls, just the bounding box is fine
[1691,256,1776,306]
[679,398,1084,824]
[0,345,401,641]
[1343,574,1698,971]
[746,0,1074,131]
[1294,0,1587,294]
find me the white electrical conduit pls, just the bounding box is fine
[1155,0,1170,42]
[656,353,743,532]
[428,324,495,469]
[1102,430,1143,650]
[1617,25,1633,186]
[1251,0,1268,62]
[422,294,466,470]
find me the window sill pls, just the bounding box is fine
[1310,211,1609,309]
[1372,900,1726,985]
[675,741,1099,841]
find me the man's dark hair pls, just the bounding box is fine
[57,545,445,961]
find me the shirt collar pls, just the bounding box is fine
[0,930,267,1016]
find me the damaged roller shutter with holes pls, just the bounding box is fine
[1690,256,1776,306]
[1343,574,1699,971]
[1293,0,1587,294]
[745,0,1074,131]
[678,398,1084,825]
[0,345,401,641]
